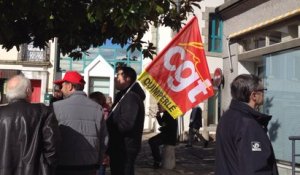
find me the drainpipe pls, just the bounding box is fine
[227,37,233,73]
[53,37,59,81]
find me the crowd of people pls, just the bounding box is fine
[0,66,145,175]
[0,68,278,175]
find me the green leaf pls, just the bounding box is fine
[155,5,164,14]
[0,0,202,59]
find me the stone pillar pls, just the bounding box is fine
[202,101,210,140]
[162,145,176,169]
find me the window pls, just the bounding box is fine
[59,56,94,73]
[209,13,223,53]
[89,77,110,96]
[59,47,143,74]
[263,48,300,163]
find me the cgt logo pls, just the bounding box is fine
[163,46,212,103]
[251,141,262,151]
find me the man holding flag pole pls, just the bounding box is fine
[106,66,146,175]
[106,16,214,174]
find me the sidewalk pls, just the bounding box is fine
[106,132,216,175]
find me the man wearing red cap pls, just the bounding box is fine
[53,71,106,175]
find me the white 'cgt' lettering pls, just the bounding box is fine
[164,46,211,103]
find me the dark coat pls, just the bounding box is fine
[107,83,146,155]
[215,99,278,175]
[189,106,202,130]
[156,111,178,145]
[0,100,60,175]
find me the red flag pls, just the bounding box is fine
[138,17,214,118]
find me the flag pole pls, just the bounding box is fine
[175,0,185,142]
[107,81,137,118]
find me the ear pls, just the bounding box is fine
[250,91,257,102]
[125,76,132,84]
[247,91,257,109]
[26,87,31,94]
[26,87,32,102]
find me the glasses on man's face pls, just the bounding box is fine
[115,72,124,78]
[255,88,267,92]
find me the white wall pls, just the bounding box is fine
[84,55,115,99]
[0,47,19,61]
[48,38,58,91]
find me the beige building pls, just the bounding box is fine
[0,39,58,104]
[217,0,300,174]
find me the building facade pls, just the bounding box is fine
[0,0,225,143]
[51,0,225,139]
[217,0,300,174]
[0,39,58,104]
[59,42,143,101]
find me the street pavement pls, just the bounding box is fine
[106,131,216,175]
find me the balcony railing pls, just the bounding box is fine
[289,136,300,175]
[20,44,50,62]
[26,50,47,62]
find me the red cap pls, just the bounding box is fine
[54,71,86,86]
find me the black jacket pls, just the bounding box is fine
[215,99,278,175]
[107,83,146,155]
[189,106,202,130]
[156,111,178,145]
[0,100,60,175]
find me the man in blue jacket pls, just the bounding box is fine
[215,74,278,175]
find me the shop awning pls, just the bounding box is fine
[228,8,300,39]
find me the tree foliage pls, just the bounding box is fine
[0,0,201,59]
